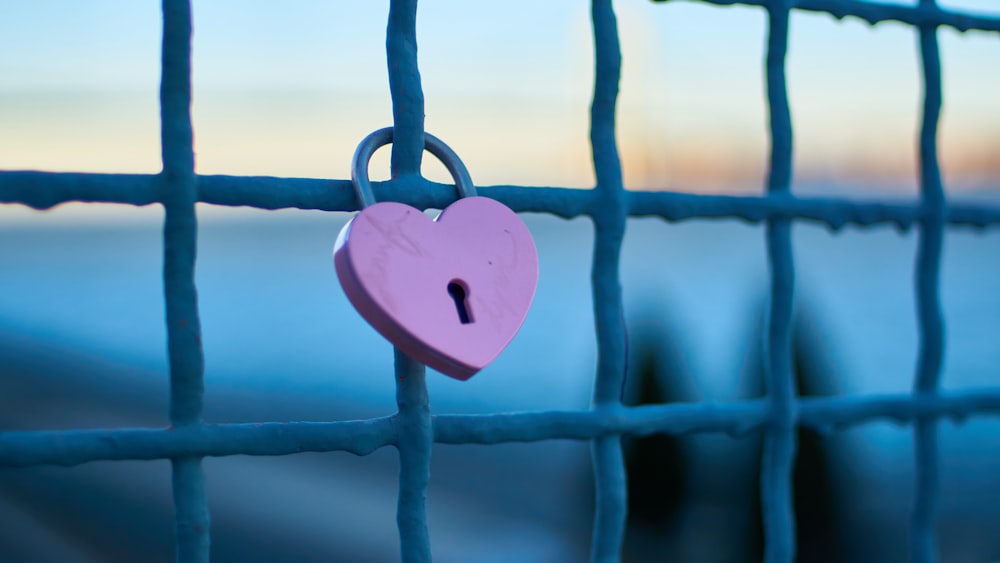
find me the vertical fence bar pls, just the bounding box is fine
[761,1,797,562]
[386,1,433,561]
[912,2,946,561]
[387,0,425,178]
[589,1,629,561]
[160,0,209,561]
[394,349,432,563]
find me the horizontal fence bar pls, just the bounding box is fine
[0,417,397,467]
[2,171,999,229]
[657,0,1000,34]
[2,389,997,468]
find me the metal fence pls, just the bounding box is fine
[2,0,1000,562]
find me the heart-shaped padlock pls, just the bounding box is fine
[333,128,539,380]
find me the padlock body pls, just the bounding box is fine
[334,196,538,380]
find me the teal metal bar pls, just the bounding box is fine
[2,391,999,468]
[655,0,1000,33]
[3,171,1000,229]
[589,1,629,561]
[160,0,209,561]
[385,1,433,561]
[761,1,798,561]
[387,0,425,179]
[912,1,947,560]
[394,350,433,563]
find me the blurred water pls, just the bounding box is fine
[0,205,997,410]
[0,203,998,561]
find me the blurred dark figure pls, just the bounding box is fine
[741,301,846,563]
[619,309,695,562]
[621,298,844,562]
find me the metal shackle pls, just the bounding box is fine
[350,127,477,208]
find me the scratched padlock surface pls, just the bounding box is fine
[335,197,538,380]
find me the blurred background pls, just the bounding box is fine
[1,0,998,561]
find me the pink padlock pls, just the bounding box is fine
[334,128,539,380]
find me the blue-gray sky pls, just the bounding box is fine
[1,0,998,204]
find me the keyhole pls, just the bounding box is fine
[447,280,474,324]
